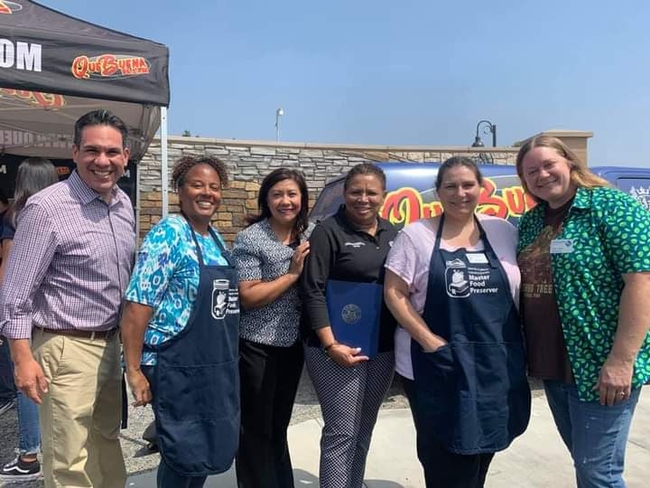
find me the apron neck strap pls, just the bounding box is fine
[434,213,488,252]
[182,213,226,266]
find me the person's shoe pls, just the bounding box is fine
[0,455,42,482]
[0,398,15,417]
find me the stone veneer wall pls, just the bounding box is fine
[137,138,520,242]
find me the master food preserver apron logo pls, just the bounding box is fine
[445,258,499,299]
[445,258,470,298]
[211,279,239,320]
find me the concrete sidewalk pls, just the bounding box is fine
[127,388,650,488]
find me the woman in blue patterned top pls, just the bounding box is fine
[231,168,312,488]
[121,156,241,488]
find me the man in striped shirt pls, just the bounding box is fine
[0,110,136,488]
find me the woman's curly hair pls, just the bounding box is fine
[171,156,229,190]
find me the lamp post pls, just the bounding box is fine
[275,108,284,142]
[471,119,497,148]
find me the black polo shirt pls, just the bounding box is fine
[301,205,399,352]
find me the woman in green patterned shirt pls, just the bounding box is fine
[516,135,650,488]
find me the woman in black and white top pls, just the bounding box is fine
[232,168,312,488]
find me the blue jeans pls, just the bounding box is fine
[543,380,641,488]
[16,390,40,455]
[7,354,41,455]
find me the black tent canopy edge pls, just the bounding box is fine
[0,0,170,160]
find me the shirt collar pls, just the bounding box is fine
[260,218,273,231]
[67,170,122,206]
[260,218,279,239]
[335,204,390,234]
[571,187,592,210]
[534,187,591,214]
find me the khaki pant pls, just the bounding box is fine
[33,330,126,488]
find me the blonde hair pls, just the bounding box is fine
[515,135,609,202]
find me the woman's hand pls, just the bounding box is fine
[239,241,311,310]
[127,369,152,407]
[288,241,310,276]
[594,354,634,406]
[421,336,449,353]
[326,343,370,367]
[384,270,448,354]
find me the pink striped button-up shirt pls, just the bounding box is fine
[0,170,136,339]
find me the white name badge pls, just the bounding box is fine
[466,253,489,264]
[550,239,575,254]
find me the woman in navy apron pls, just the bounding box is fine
[384,156,530,488]
[121,156,240,488]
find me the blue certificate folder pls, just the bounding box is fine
[325,280,382,358]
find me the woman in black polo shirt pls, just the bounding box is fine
[301,163,398,488]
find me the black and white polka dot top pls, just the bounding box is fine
[232,218,314,346]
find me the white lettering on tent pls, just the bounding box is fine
[0,130,72,148]
[0,39,14,68]
[0,40,42,72]
[16,42,41,72]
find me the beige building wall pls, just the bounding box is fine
[516,130,593,165]
[136,130,592,242]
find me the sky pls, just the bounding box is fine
[42,0,650,167]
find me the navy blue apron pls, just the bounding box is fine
[411,215,530,454]
[151,225,240,476]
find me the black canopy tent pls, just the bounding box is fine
[0,0,170,213]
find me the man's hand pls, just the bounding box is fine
[14,357,48,404]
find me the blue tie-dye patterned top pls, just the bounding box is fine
[124,215,229,365]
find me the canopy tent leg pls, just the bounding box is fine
[161,106,169,218]
[135,159,141,239]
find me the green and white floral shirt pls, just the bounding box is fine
[518,186,650,402]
